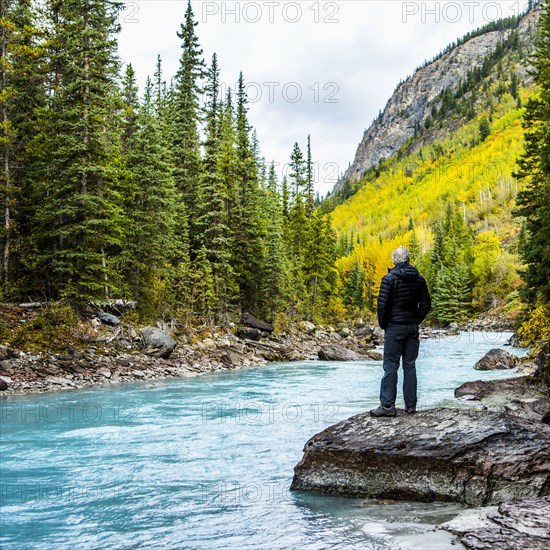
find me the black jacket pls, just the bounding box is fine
[377,263,431,329]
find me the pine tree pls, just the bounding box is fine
[514,0,550,304]
[171,0,205,255]
[1,0,45,294]
[261,162,285,316]
[302,210,336,320]
[29,0,125,302]
[289,141,306,200]
[344,259,365,312]
[232,72,265,313]
[125,77,180,317]
[432,264,471,324]
[305,135,315,217]
[199,54,236,322]
[121,63,139,153]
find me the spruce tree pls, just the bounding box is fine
[429,218,446,286]
[281,175,290,220]
[232,72,265,313]
[408,231,422,264]
[289,141,306,200]
[29,0,125,302]
[344,259,365,312]
[199,54,236,322]
[171,0,205,255]
[289,194,309,261]
[153,54,165,113]
[121,63,139,153]
[432,264,471,324]
[258,163,286,317]
[125,77,180,318]
[1,0,45,294]
[302,210,336,320]
[479,116,491,142]
[305,135,315,217]
[189,245,216,325]
[515,0,550,304]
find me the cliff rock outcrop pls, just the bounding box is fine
[335,8,540,192]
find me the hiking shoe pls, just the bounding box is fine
[370,405,396,417]
[405,407,416,414]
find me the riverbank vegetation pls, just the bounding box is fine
[330,0,550,336]
[1,0,549,338]
[0,0,338,326]
[514,0,550,346]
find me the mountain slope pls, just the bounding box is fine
[334,7,540,196]
[326,6,545,321]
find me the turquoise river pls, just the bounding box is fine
[0,331,525,549]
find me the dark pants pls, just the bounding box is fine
[380,324,420,409]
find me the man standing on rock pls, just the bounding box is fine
[370,246,431,417]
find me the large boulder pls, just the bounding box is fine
[236,328,262,341]
[353,326,374,341]
[474,349,519,370]
[440,496,550,549]
[139,326,177,359]
[96,310,120,326]
[0,346,19,360]
[290,408,550,506]
[298,321,316,335]
[318,344,363,361]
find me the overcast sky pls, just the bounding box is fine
[118,1,530,196]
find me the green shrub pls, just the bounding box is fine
[8,302,80,352]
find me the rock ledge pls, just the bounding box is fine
[291,408,550,506]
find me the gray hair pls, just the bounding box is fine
[392,246,410,264]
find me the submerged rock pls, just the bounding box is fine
[440,496,550,549]
[474,349,519,370]
[290,408,550,506]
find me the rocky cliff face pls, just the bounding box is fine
[334,8,540,193]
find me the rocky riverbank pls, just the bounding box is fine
[291,344,550,547]
[0,314,383,395]
[440,496,550,549]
